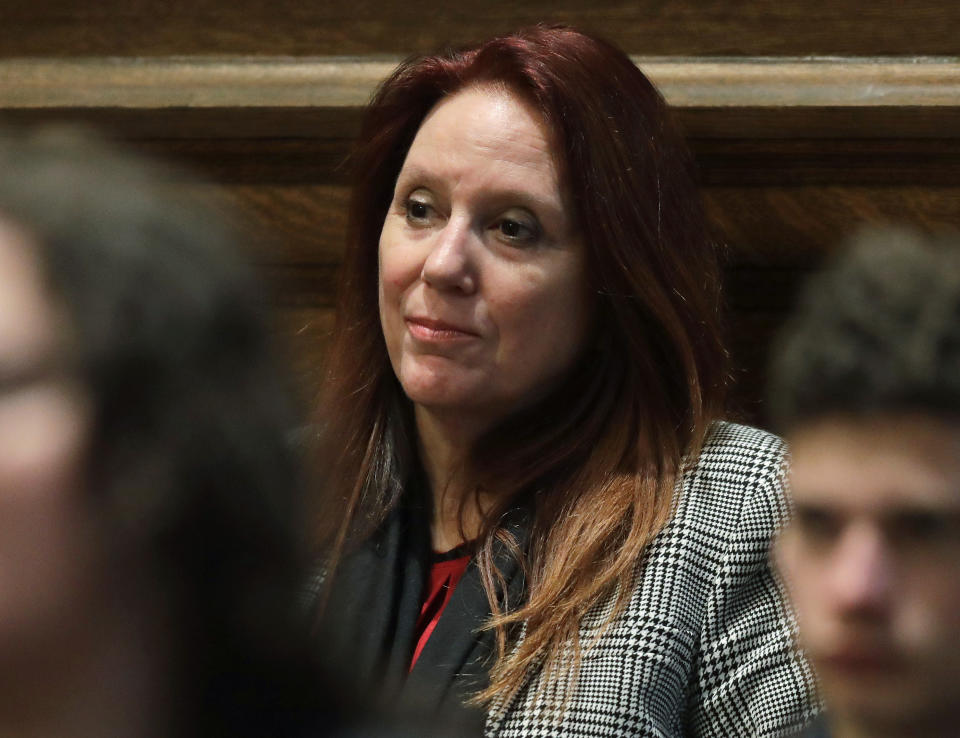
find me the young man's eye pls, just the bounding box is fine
[888,511,960,547]
[793,507,842,545]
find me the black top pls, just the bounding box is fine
[316,477,529,735]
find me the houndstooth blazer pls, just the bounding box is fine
[484,421,821,737]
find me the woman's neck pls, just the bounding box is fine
[415,405,491,551]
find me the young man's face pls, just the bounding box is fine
[776,415,960,733]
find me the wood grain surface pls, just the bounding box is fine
[5,56,960,111]
[3,0,960,57]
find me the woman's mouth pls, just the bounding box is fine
[405,316,478,341]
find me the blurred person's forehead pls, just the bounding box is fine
[788,415,960,512]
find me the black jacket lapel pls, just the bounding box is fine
[317,499,430,695]
[318,489,530,731]
[406,509,530,713]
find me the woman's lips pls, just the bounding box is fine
[405,316,479,341]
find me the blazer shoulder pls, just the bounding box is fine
[699,420,787,472]
[668,421,790,551]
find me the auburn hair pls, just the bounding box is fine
[315,24,728,706]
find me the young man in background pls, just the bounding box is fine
[769,229,960,738]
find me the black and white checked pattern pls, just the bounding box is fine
[485,422,821,737]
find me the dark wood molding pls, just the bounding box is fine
[3,56,959,140]
[4,1,960,58]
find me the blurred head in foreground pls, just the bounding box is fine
[769,228,960,738]
[0,126,314,738]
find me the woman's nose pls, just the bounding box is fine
[420,218,477,294]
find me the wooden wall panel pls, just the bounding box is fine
[725,311,792,424]
[187,183,350,266]
[273,307,336,407]
[3,0,960,58]
[707,185,960,269]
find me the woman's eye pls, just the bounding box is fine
[496,218,539,244]
[404,199,431,223]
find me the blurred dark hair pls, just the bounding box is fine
[769,227,960,431]
[0,125,318,737]
[315,24,727,704]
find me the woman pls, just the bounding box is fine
[315,25,820,736]
[0,126,326,738]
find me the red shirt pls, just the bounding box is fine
[409,549,472,670]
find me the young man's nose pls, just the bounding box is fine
[830,523,894,617]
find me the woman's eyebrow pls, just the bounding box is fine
[394,163,443,190]
[480,190,563,220]
[399,162,561,202]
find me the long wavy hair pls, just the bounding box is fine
[316,25,728,705]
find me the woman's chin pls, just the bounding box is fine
[401,380,507,429]
[404,385,480,413]
[398,364,488,409]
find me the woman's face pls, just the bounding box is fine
[0,217,97,658]
[378,85,591,432]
